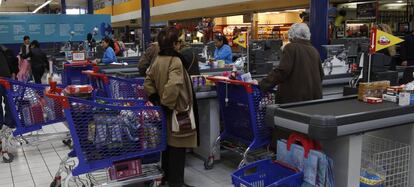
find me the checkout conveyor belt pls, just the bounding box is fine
[266,96,414,140]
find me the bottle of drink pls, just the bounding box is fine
[229,66,238,80]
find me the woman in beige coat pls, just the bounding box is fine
[144,27,197,187]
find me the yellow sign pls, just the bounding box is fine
[375,29,404,52]
[233,33,247,48]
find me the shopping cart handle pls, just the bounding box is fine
[0,78,10,89]
[81,71,109,84]
[207,76,255,93]
[64,60,94,67]
[287,132,314,158]
[45,82,70,109]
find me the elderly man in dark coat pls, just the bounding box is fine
[259,23,324,104]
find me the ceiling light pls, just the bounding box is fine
[0,0,2,6]
[33,0,53,13]
[396,0,403,3]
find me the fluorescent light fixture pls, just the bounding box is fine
[397,0,403,2]
[33,0,53,13]
[0,0,2,6]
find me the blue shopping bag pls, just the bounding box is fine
[277,133,335,187]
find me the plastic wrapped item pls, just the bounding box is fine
[30,103,45,124]
[358,81,390,100]
[64,85,93,98]
[360,169,384,187]
[108,159,142,181]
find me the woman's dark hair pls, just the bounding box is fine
[87,33,93,41]
[339,9,347,16]
[157,27,180,56]
[23,36,30,41]
[30,40,40,48]
[215,34,228,45]
[103,36,115,49]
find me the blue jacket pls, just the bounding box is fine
[102,47,117,64]
[214,44,233,64]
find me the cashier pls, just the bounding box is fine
[213,34,233,64]
[259,23,324,104]
[96,37,117,65]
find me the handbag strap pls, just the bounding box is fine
[187,50,195,72]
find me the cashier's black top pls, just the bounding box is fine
[401,33,414,62]
[259,39,324,104]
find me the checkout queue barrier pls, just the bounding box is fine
[266,96,413,187]
[0,78,68,163]
[205,77,274,170]
[45,83,166,187]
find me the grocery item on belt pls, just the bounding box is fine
[363,97,383,104]
[399,90,411,106]
[358,81,390,101]
[382,94,398,103]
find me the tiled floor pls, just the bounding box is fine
[0,123,237,187]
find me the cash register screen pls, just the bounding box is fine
[72,52,86,61]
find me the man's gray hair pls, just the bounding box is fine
[288,23,311,41]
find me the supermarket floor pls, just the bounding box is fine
[0,123,237,187]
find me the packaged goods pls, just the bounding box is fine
[399,91,411,106]
[358,81,390,100]
[363,97,383,104]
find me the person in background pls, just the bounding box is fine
[0,45,19,79]
[180,40,200,76]
[401,30,414,66]
[213,34,233,64]
[19,35,31,59]
[112,36,122,57]
[29,40,49,84]
[114,36,126,57]
[0,48,14,162]
[85,33,96,52]
[377,24,397,70]
[259,23,324,104]
[144,27,198,187]
[138,42,159,76]
[96,37,117,65]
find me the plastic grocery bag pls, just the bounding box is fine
[277,133,335,187]
[17,56,31,82]
[277,140,318,185]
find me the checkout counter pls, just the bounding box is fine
[266,96,414,187]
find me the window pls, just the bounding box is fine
[66,8,87,15]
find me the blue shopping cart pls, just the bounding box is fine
[46,85,166,187]
[232,159,303,187]
[0,78,66,163]
[62,61,95,85]
[84,71,146,100]
[205,77,274,169]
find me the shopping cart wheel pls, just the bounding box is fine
[204,156,214,170]
[62,139,72,148]
[50,176,61,187]
[2,152,14,163]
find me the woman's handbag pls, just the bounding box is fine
[172,105,196,137]
[171,57,197,138]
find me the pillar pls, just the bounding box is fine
[87,0,93,14]
[61,0,66,14]
[310,0,329,59]
[251,13,259,40]
[141,0,151,50]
